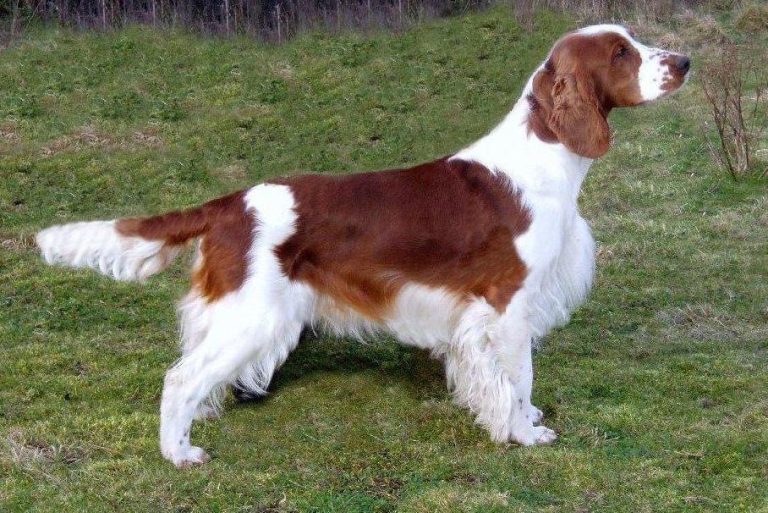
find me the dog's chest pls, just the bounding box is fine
[522,203,596,338]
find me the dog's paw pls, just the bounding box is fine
[531,425,557,445]
[169,446,211,468]
[511,425,558,446]
[529,405,544,424]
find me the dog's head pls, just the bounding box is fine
[527,24,690,159]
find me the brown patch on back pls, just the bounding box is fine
[273,158,530,318]
[117,191,253,301]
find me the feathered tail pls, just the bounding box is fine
[36,202,214,282]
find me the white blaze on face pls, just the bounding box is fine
[634,42,676,102]
[577,24,682,103]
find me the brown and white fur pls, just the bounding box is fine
[36,25,690,467]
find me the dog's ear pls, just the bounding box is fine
[547,73,611,159]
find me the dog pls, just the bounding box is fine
[36,24,690,467]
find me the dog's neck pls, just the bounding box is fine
[451,66,594,204]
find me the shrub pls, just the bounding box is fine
[700,40,768,180]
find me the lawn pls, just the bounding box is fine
[1,6,767,512]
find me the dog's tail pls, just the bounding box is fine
[36,194,235,282]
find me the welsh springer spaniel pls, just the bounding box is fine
[37,25,690,467]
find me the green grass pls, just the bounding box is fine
[1,7,767,512]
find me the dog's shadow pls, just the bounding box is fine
[231,330,447,406]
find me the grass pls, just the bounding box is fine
[1,7,767,512]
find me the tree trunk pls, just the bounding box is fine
[101,0,108,28]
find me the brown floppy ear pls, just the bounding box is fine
[548,73,611,159]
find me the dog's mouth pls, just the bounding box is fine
[659,75,689,99]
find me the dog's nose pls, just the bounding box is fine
[676,56,691,74]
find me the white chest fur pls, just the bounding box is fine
[452,94,597,340]
[522,208,596,339]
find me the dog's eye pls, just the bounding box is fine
[616,46,628,59]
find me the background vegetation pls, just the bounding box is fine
[0,0,738,40]
[1,2,767,512]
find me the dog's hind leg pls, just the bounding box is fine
[230,332,302,401]
[176,287,224,422]
[160,288,310,467]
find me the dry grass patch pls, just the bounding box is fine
[132,125,164,147]
[709,195,768,238]
[719,398,768,431]
[654,303,768,343]
[710,210,753,240]
[735,3,768,33]
[677,10,727,47]
[41,124,165,157]
[752,195,768,227]
[212,162,248,183]
[1,236,35,253]
[595,244,615,264]
[653,31,686,53]
[269,61,297,81]
[41,125,114,156]
[0,120,20,141]
[3,429,87,471]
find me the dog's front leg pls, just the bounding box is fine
[492,291,556,446]
[445,296,555,446]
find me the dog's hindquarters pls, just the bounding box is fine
[158,184,316,467]
[36,185,315,467]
